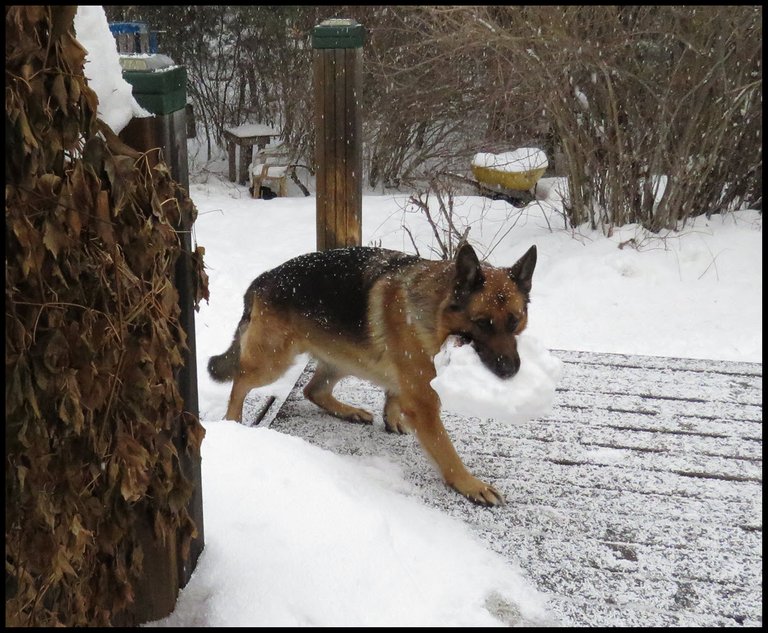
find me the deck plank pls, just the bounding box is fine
[263,349,763,626]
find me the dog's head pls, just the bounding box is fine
[442,242,537,378]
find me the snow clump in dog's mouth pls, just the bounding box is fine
[431,334,563,424]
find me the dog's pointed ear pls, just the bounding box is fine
[453,242,484,304]
[508,245,537,294]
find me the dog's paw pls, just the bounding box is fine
[382,403,412,434]
[341,408,374,425]
[450,476,505,507]
[383,416,412,434]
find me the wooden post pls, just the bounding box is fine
[313,19,364,251]
[119,65,204,623]
[228,139,237,183]
[238,144,252,186]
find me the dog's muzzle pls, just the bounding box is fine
[475,345,520,379]
[493,354,520,379]
[459,333,521,379]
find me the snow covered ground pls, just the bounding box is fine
[160,165,760,627]
[76,7,762,626]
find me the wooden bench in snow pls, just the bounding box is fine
[254,350,762,627]
[223,123,281,185]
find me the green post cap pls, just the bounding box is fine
[312,18,365,49]
[122,65,187,115]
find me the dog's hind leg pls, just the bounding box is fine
[224,307,297,422]
[303,361,373,424]
[226,373,262,422]
[225,354,295,422]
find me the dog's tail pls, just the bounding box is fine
[208,292,255,382]
[207,334,241,383]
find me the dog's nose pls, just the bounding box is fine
[495,355,520,378]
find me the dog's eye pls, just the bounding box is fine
[507,315,519,332]
[472,318,494,333]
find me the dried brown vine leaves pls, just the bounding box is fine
[6,6,208,626]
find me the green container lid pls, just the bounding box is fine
[129,90,186,115]
[123,65,186,95]
[122,65,187,115]
[312,18,365,49]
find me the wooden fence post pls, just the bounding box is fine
[119,62,204,623]
[312,19,365,250]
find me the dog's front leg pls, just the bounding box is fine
[383,392,412,434]
[400,387,504,506]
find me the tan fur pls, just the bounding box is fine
[215,245,536,506]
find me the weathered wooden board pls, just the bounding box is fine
[263,350,762,626]
[313,46,362,250]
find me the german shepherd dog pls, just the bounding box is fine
[208,243,537,506]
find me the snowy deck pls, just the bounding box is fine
[257,350,762,627]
